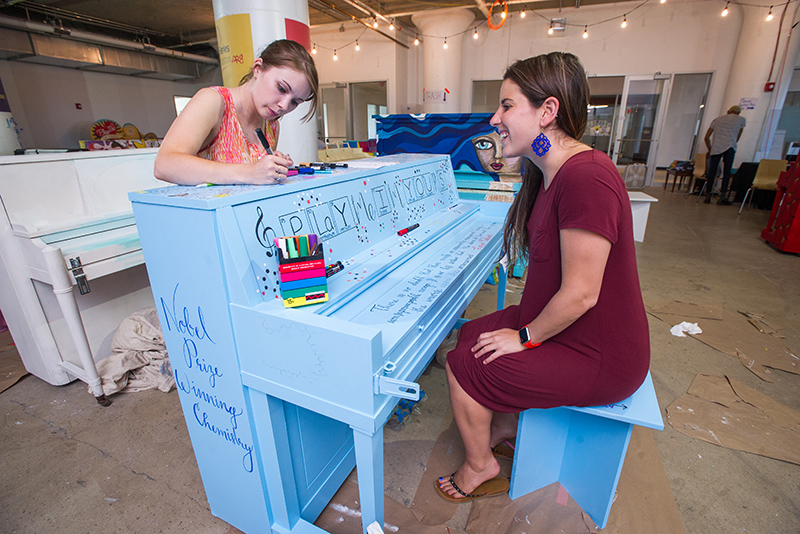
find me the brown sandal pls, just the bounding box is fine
[491,439,515,460]
[434,473,510,503]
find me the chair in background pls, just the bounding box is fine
[739,159,787,214]
[730,162,759,203]
[685,152,707,198]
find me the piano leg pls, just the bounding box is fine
[352,427,384,534]
[42,247,110,406]
[496,262,507,311]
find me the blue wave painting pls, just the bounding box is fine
[375,113,497,176]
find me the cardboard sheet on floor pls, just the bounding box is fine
[408,420,683,533]
[666,374,800,465]
[647,302,799,381]
[314,478,469,534]
[226,421,682,534]
[465,425,683,534]
[647,301,724,320]
[0,330,27,394]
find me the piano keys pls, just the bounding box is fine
[130,154,509,533]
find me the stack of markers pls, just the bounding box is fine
[274,234,328,308]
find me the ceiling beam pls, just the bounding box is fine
[310,0,409,48]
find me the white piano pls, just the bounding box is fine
[0,148,167,404]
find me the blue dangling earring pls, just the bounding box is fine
[531,132,551,157]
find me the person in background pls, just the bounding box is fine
[435,52,650,503]
[703,105,746,205]
[154,39,318,186]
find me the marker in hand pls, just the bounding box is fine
[255,128,273,155]
[256,127,284,183]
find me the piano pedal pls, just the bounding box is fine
[95,394,112,407]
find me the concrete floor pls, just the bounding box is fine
[1,176,799,533]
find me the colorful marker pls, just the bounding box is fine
[398,223,419,236]
[325,261,344,277]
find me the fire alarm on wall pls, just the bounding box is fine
[764,82,775,92]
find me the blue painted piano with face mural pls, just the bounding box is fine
[130,154,509,534]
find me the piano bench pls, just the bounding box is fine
[508,371,663,529]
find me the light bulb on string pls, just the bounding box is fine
[443,37,448,49]
[548,21,554,35]
[355,40,360,51]
[583,25,588,39]
[621,15,627,28]
[521,9,526,18]
[722,2,729,16]
[414,34,420,46]
[333,49,338,61]
[373,18,378,29]
[501,11,506,20]
[473,27,479,39]
[389,20,394,31]
[766,6,774,21]
[311,44,317,55]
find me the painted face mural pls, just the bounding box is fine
[471,131,521,177]
[374,114,522,182]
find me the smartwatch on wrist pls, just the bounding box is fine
[518,326,542,349]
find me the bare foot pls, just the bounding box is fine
[438,457,501,499]
[490,412,518,448]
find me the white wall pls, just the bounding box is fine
[0,59,221,149]
[311,0,749,165]
[462,0,743,160]
[311,22,410,115]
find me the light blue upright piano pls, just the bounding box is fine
[130,154,509,534]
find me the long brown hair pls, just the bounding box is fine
[239,39,319,122]
[501,52,590,267]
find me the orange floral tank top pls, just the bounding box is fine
[196,86,278,164]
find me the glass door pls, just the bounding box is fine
[318,83,348,144]
[612,76,671,185]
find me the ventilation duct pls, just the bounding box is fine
[139,55,200,80]
[83,46,155,75]
[0,27,34,59]
[0,15,216,80]
[18,32,102,68]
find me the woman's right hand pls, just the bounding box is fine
[249,154,291,184]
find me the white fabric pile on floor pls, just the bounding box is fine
[89,307,174,396]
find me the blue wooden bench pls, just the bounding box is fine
[509,371,664,529]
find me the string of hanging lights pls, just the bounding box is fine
[310,0,790,59]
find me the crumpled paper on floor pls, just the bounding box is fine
[670,322,702,337]
[647,301,799,381]
[666,374,800,465]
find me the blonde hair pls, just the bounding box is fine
[239,40,319,122]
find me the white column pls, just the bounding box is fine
[412,8,475,113]
[0,76,22,155]
[758,20,800,160]
[212,0,317,162]
[722,4,797,163]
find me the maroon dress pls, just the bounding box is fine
[447,150,650,412]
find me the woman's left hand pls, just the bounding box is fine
[471,328,525,364]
